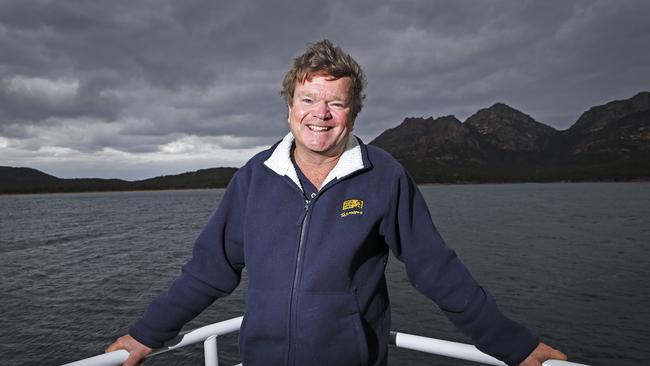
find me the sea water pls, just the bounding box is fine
[0,183,648,365]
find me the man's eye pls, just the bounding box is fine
[302,98,313,104]
[329,102,345,109]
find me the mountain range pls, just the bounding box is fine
[370,91,650,182]
[1,92,648,194]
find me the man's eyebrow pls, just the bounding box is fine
[297,91,349,101]
[297,91,316,98]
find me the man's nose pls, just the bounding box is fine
[312,101,331,119]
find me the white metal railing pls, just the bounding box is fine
[62,316,589,366]
[390,332,588,366]
[61,317,243,366]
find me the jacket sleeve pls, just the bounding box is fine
[381,170,539,366]
[128,170,247,349]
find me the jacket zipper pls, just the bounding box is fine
[287,195,314,365]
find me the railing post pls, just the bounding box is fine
[204,335,218,366]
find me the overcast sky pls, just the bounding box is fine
[1,1,649,180]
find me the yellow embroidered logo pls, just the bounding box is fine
[341,199,364,217]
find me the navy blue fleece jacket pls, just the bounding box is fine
[129,133,539,365]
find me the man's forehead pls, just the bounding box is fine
[295,75,352,95]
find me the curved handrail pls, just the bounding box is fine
[390,331,589,366]
[152,316,243,354]
[61,317,243,366]
[62,316,588,366]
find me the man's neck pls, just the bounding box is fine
[293,146,343,190]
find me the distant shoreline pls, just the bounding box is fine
[3,179,649,196]
[0,187,229,196]
[418,177,650,186]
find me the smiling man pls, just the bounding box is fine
[107,40,567,366]
[287,72,354,188]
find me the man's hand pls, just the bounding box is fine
[519,342,567,366]
[105,334,152,366]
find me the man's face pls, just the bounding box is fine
[288,74,355,158]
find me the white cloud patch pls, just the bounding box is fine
[5,76,79,104]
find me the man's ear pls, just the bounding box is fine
[287,105,292,123]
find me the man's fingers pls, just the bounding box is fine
[548,348,567,361]
[124,352,145,366]
[105,339,123,353]
[105,334,152,366]
[539,342,567,361]
[519,342,568,366]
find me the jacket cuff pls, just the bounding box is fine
[128,320,166,349]
[504,331,539,366]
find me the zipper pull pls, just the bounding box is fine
[297,199,311,225]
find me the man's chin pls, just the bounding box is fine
[302,144,343,157]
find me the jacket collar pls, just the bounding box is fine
[263,132,365,190]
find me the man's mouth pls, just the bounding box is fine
[307,124,332,132]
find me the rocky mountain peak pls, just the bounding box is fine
[467,103,550,131]
[465,102,557,152]
[569,91,650,135]
[436,115,463,125]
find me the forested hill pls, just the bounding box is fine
[0,166,237,194]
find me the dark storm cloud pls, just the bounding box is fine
[0,0,316,154]
[1,0,649,178]
[346,1,650,132]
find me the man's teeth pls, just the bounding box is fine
[308,125,331,131]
